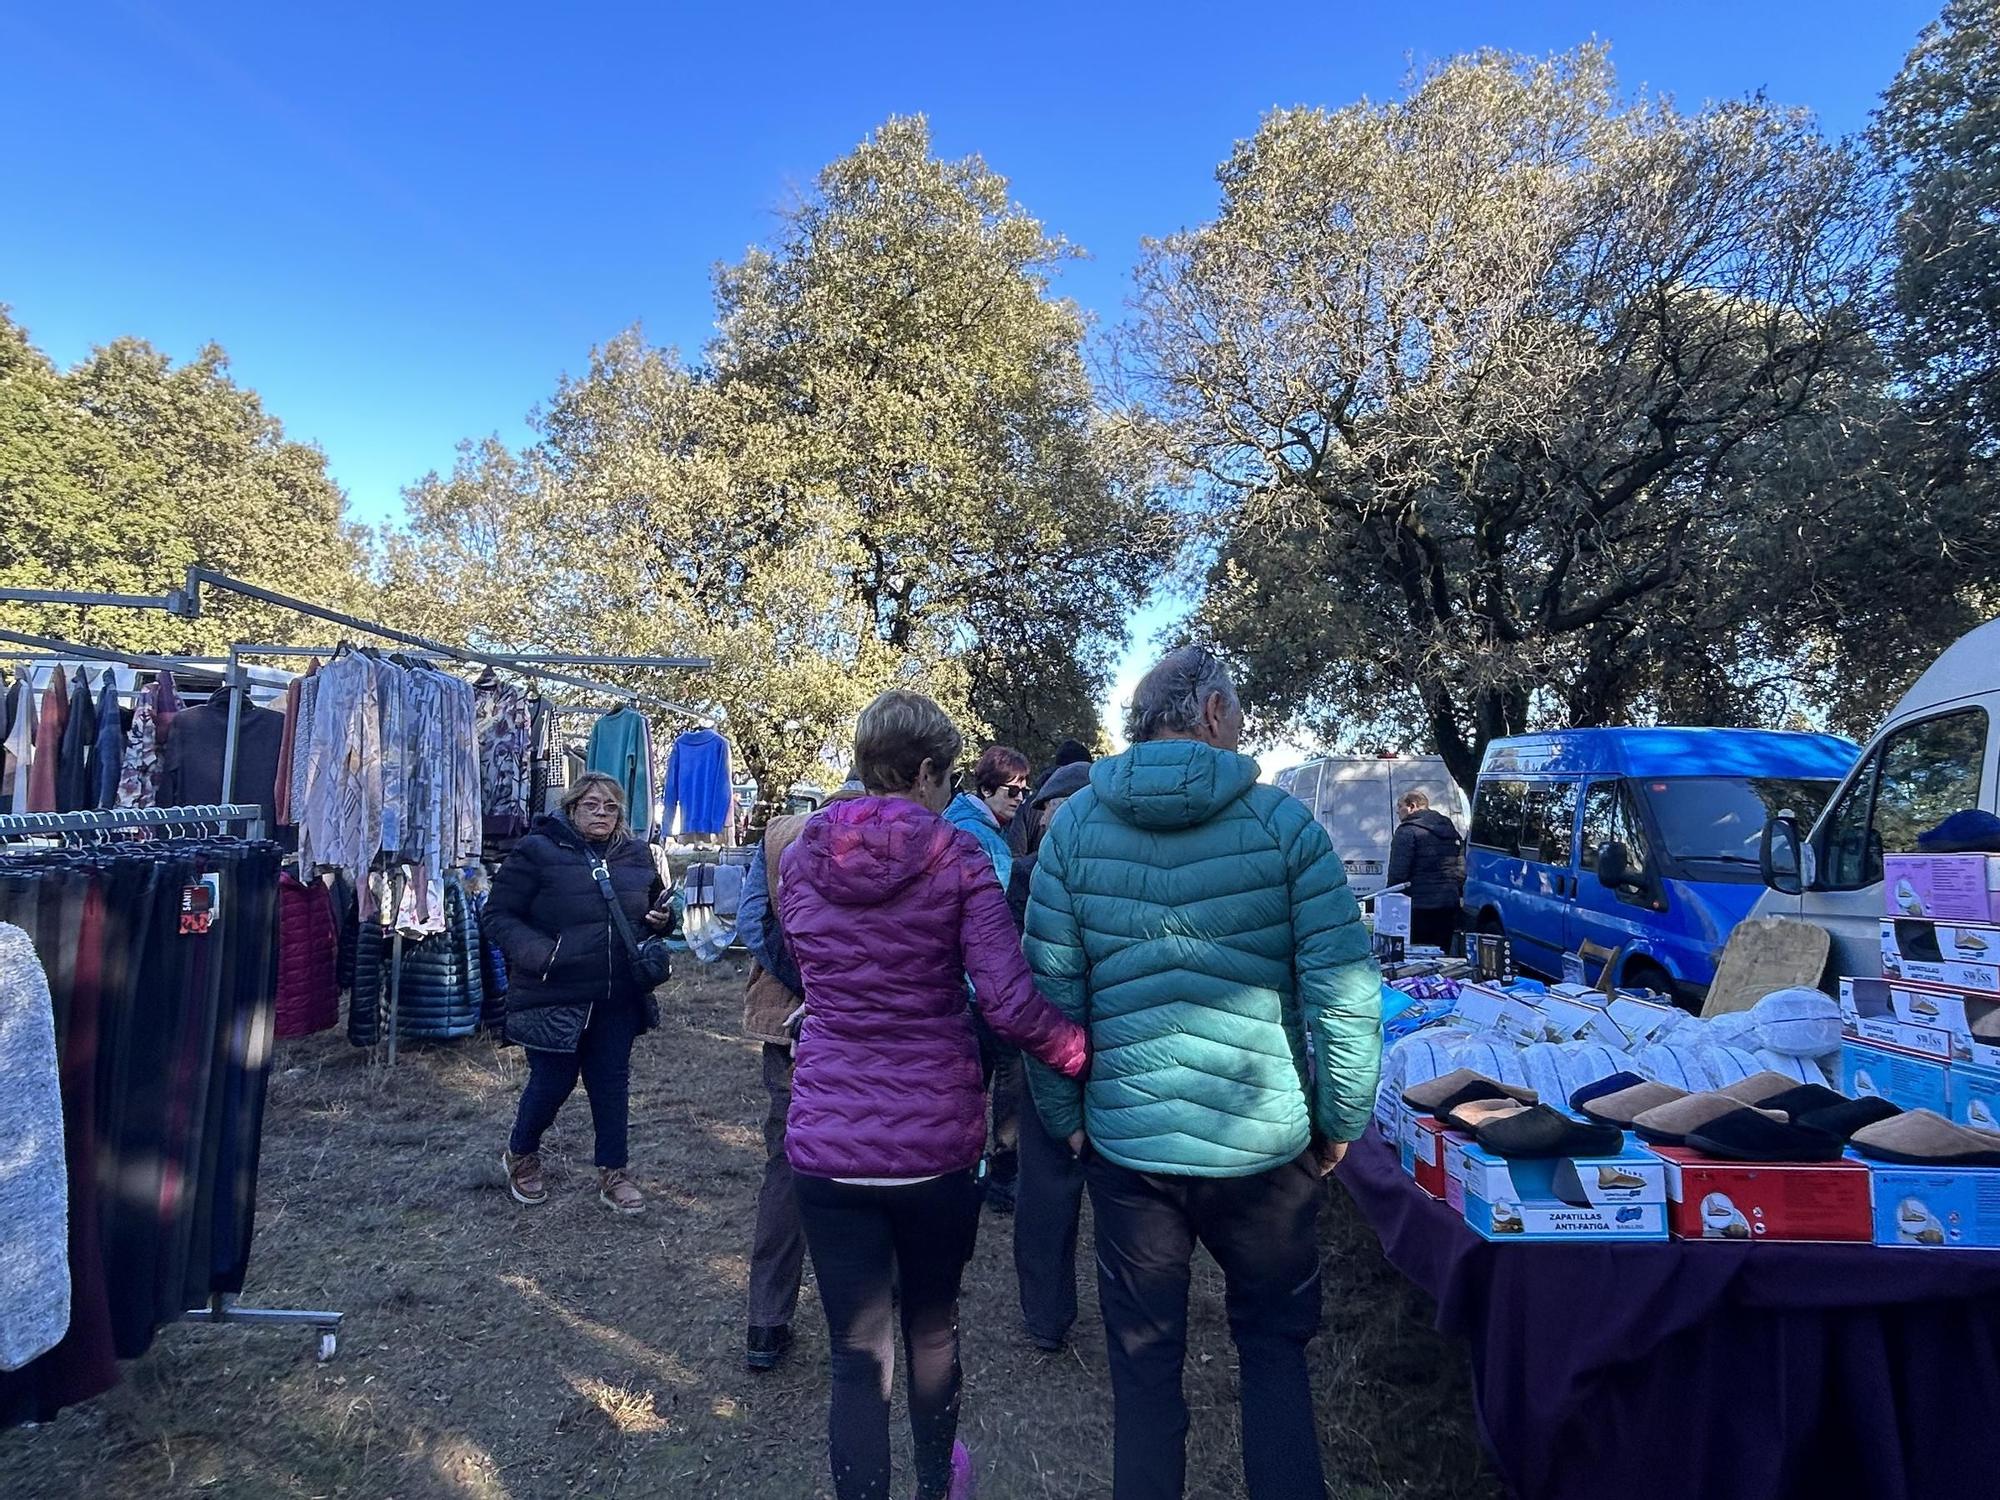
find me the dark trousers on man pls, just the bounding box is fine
[1086,1153,1328,1500]
[1410,904,1460,953]
[749,1042,807,1330]
[975,1013,1021,1201]
[1014,1077,1086,1345]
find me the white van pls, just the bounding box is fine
[1754,616,1999,981]
[1273,755,1471,899]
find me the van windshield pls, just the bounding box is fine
[1640,777,1840,868]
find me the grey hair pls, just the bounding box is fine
[1126,646,1240,743]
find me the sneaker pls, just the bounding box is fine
[502,1150,547,1206]
[598,1168,646,1216]
[983,1178,1016,1216]
[746,1324,793,1373]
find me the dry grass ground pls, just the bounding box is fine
[1,964,1501,1499]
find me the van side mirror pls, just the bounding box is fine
[1761,815,1804,896]
[1596,842,1641,893]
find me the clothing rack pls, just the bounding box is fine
[3,571,718,1068]
[0,800,343,1361]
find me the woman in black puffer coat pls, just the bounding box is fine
[488,773,666,1216]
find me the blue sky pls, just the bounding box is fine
[1,1,1941,757]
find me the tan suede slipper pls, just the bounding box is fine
[1403,1068,1539,1111]
[1851,1109,2000,1166]
[1440,1097,1532,1133]
[1720,1071,1811,1106]
[1580,1080,1689,1127]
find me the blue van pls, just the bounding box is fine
[1465,729,1857,996]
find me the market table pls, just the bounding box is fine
[1336,1131,2000,1500]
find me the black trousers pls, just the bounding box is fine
[509,994,642,1168]
[1410,904,1460,951]
[748,1043,806,1329]
[1086,1153,1328,1500]
[795,1170,981,1500]
[1014,1081,1086,1343]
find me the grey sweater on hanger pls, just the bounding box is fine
[0,922,68,1370]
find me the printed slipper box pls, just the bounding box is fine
[1649,1145,1873,1243]
[1449,1138,1667,1243]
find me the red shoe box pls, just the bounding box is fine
[1648,1145,1873,1242]
[1400,1113,1468,1200]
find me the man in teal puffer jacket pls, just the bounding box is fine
[1025,646,1381,1500]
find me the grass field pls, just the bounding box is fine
[2,963,1501,1499]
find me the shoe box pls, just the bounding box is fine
[1950,1063,2000,1131]
[1399,1113,1464,1200]
[1881,918,2000,995]
[1648,1145,1874,1242]
[1870,1164,2000,1249]
[1450,1138,1668,1242]
[1839,1038,1953,1116]
[1884,854,2000,925]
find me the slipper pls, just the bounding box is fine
[1440,1097,1533,1134]
[1473,1105,1626,1160]
[1796,1096,1902,1141]
[1634,1093,1785,1148]
[1579,1080,1688,1128]
[1403,1068,1537,1112]
[1684,1107,1847,1163]
[1568,1071,1647,1113]
[1754,1083,1850,1120]
[1850,1109,2000,1167]
[1721,1071,1813,1106]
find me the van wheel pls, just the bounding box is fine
[1622,959,1676,1004]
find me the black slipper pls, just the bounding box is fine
[1684,1108,1847,1163]
[1568,1071,1647,1113]
[1797,1096,1902,1141]
[1474,1105,1626,1160]
[1755,1083,1850,1120]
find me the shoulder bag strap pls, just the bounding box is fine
[588,852,652,973]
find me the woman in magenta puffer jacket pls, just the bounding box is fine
[781,690,1089,1500]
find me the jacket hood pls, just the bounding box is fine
[1404,809,1461,842]
[790,796,958,906]
[1090,740,1262,831]
[946,792,999,830]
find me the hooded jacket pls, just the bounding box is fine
[1024,739,1382,1177]
[943,791,1012,890]
[485,814,664,1052]
[778,796,1089,1180]
[1387,808,1467,911]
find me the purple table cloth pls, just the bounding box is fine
[1337,1132,2000,1500]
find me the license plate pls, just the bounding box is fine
[1346,860,1383,875]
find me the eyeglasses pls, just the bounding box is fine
[576,801,620,815]
[996,784,1030,801]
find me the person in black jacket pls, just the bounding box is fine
[487,773,666,1216]
[1387,789,1467,951]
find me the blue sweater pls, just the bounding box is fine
[944,793,1012,891]
[663,728,732,838]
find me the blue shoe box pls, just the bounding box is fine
[1870,1164,2000,1249]
[1455,1139,1668,1242]
[1839,1039,1951,1116]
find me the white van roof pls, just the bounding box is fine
[1892,616,2000,720]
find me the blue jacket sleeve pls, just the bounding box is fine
[738,843,800,996]
[1023,823,1090,1139]
[1279,803,1383,1141]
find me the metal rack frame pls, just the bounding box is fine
[0,800,344,1360]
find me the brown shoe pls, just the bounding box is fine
[502,1149,548,1206]
[599,1168,646,1217]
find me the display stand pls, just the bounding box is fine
[0,800,346,1362]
